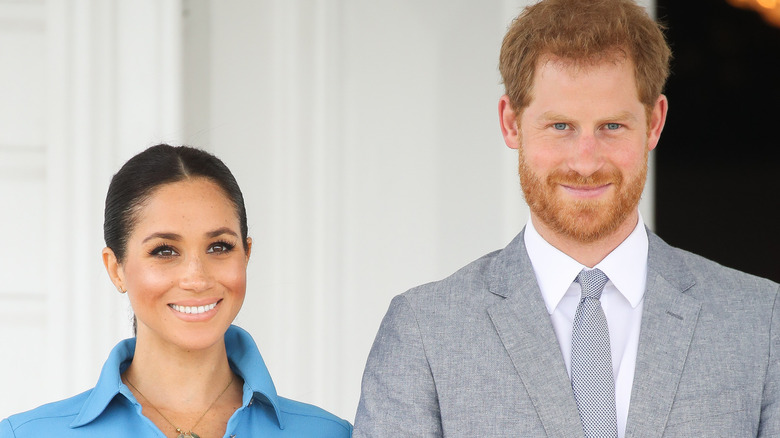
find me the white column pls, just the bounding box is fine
[0,0,185,415]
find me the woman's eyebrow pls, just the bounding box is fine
[206,227,239,238]
[141,228,238,243]
[142,232,181,244]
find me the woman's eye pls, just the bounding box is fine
[207,241,235,254]
[552,123,568,130]
[150,245,178,257]
[605,123,621,130]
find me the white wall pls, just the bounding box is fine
[0,0,655,422]
[0,0,186,416]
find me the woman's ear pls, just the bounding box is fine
[244,237,252,265]
[102,247,126,293]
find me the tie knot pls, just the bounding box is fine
[576,268,608,300]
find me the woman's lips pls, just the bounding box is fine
[167,299,222,320]
[169,302,218,314]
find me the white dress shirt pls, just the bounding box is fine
[524,214,648,438]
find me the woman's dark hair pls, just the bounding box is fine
[104,144,249,262]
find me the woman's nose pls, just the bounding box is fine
[179,255,214,292]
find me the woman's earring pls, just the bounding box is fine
[117,286,126,294]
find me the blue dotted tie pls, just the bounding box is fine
[571,268,618,438]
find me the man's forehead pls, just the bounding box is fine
[524,51,641,108]
[536,50,632,74]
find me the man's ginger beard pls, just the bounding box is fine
[518,143,648,244]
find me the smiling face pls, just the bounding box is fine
[500,55,667,245]
[104,177,250,352]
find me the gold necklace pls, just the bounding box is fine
[125,373,234,438]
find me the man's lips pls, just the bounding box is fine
[560,183,612,198]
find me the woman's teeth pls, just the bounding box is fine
[170,302,217,314]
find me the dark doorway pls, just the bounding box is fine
[654,0,780,283]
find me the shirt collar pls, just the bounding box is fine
[70,334,135,428]
[524,213,648,314]
[71,325,285,429]
[225,325,285,429]
[596,215,648,309]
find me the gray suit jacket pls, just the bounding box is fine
[354,230,780,437]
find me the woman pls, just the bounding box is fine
[1,145,352,437]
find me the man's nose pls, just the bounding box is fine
[567,131,603,177]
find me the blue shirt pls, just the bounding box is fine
[1,325,352,437]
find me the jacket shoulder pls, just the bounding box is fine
[403,248,503,302]
[650,233,778,289]
[649,232,779,307]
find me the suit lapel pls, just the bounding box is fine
[486,232,583,437]
[624,233,701,437]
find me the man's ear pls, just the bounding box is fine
[646,94,668,152]
[102,247,125,293]
[499,95,521,150]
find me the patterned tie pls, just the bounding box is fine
[571,268,618,438]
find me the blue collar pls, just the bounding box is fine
[70,325,285,429]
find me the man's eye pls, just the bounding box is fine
[553,123,568,130]
[605,123,621,130]
[207,241,235,254]
[150,245,178,257]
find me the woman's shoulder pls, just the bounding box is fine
[226,326,353,436]
[273,396,353,436]
[1,389,92,437]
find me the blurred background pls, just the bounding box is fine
[655,0,780,283]
[1,0,777,422]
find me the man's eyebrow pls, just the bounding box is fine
[537,111,569,121]
[142,232,182,244]
[536,110,639,122]
[600,110,638,122]
[206,227,239,239]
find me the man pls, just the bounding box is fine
[354,0,779,436]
